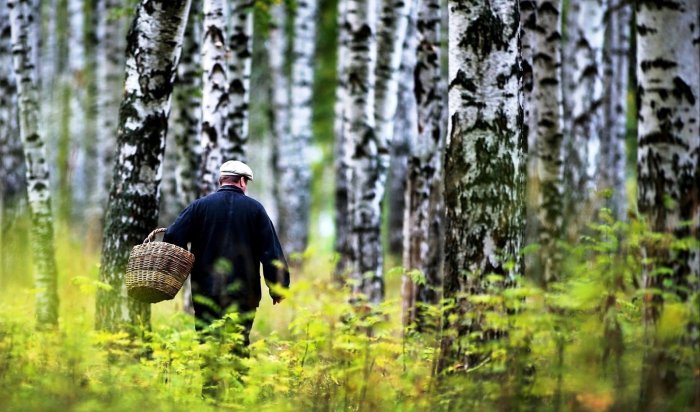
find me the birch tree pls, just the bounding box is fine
[199,0,230,195]
[96,0,192,331]
[532,0,564,284]
[439,0,524,371]
[601,1,631,219]
[67,0,87,218]
[636,0,699,406]
[389,1,418,256]
[343,0,382,302]
[9,0,61,327]
[334,0,351,280]
[276,0,318,256]
[402,0,444,328]
[92,0,126,224]
[563,0,607,222]
[269,1,290,235]
[224,0,253,162]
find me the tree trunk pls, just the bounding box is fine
[439,0,524,372]
[199,0,230,196]
[532,0,564,284]
[95,0,192,332]
[276,0,317,256]
[9,0,61,328]
[637,1,699,407]
[344,0,383,303]
[334,0,351,281]
[601,0,631,220]
[387,4,417,257]
[269,1,289,250]
[224,0,252,162]
[92,0,127,229]
[564,0,607,227]
[402,0,444,329]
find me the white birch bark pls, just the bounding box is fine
[269,1,289,234]
[402,0,444,328]
[68,0,88,217]
[9,0,60,328]
[439,0,524,371]
[637,0,699,319]
[637,1,700,406]
[199,0,230,196]
[389,0,418,256]
[601,1,630,219]
[344,0,382,303]
[96,0,192,331]
[224,0,252,162]
[92,0,127,222]
[568,0,606,210]
[276,0,317,256]
[533,0,564,284]
[334,0,351,280]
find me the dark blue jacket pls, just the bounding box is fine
[163,185,289,309]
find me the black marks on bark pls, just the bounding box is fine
[460,8,508,57]
[640,58,677,72]
[672,76,696,104]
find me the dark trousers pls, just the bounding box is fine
[193,300,256,398]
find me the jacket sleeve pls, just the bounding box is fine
[257,208,290,298]
[163,202,195,250]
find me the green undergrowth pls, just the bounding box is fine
[0,210,698,411]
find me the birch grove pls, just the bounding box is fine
[96,0,192,331]
[9,0,61,327]
[439,0,524,371]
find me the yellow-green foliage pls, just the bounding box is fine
[0,211,698,411]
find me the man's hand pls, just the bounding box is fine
[272,296,284,305]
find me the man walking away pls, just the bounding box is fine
[164,160,290,345]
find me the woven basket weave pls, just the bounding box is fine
[126,228,194,303]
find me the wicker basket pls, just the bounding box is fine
[126,228,195,303]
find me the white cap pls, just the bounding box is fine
[220,160,254,181]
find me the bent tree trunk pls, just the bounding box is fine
[344,0,382,303]
[439,0,524,372]
[637,0,700,408]
[277,0,317,256]
[96,0,192,332]
[9,0,60,328]
[403,0,444,329]
[199,0,230,196]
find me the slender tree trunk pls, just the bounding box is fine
[344,0,383,303]
[601,0,631,220]
[170,0,201,314]
[387,3,417,257]
[0,0,25,285]
[9,0,61,328]
[92,0,127,231]
[269,1,290,250]
[95,0,192,332]
[199,0,229,196]
[532,0,564,284]
[565,0,607,224]
[276,0,317,256]
[334,0,351,281]
[67,0,87,220]
[438,0,524,372]
[636,1,700,408]
[402,0,444,329]
[82,0,99,236]
[224,0,252,162]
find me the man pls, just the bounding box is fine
[164,160,290,346]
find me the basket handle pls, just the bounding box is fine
[144,228,167,244]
